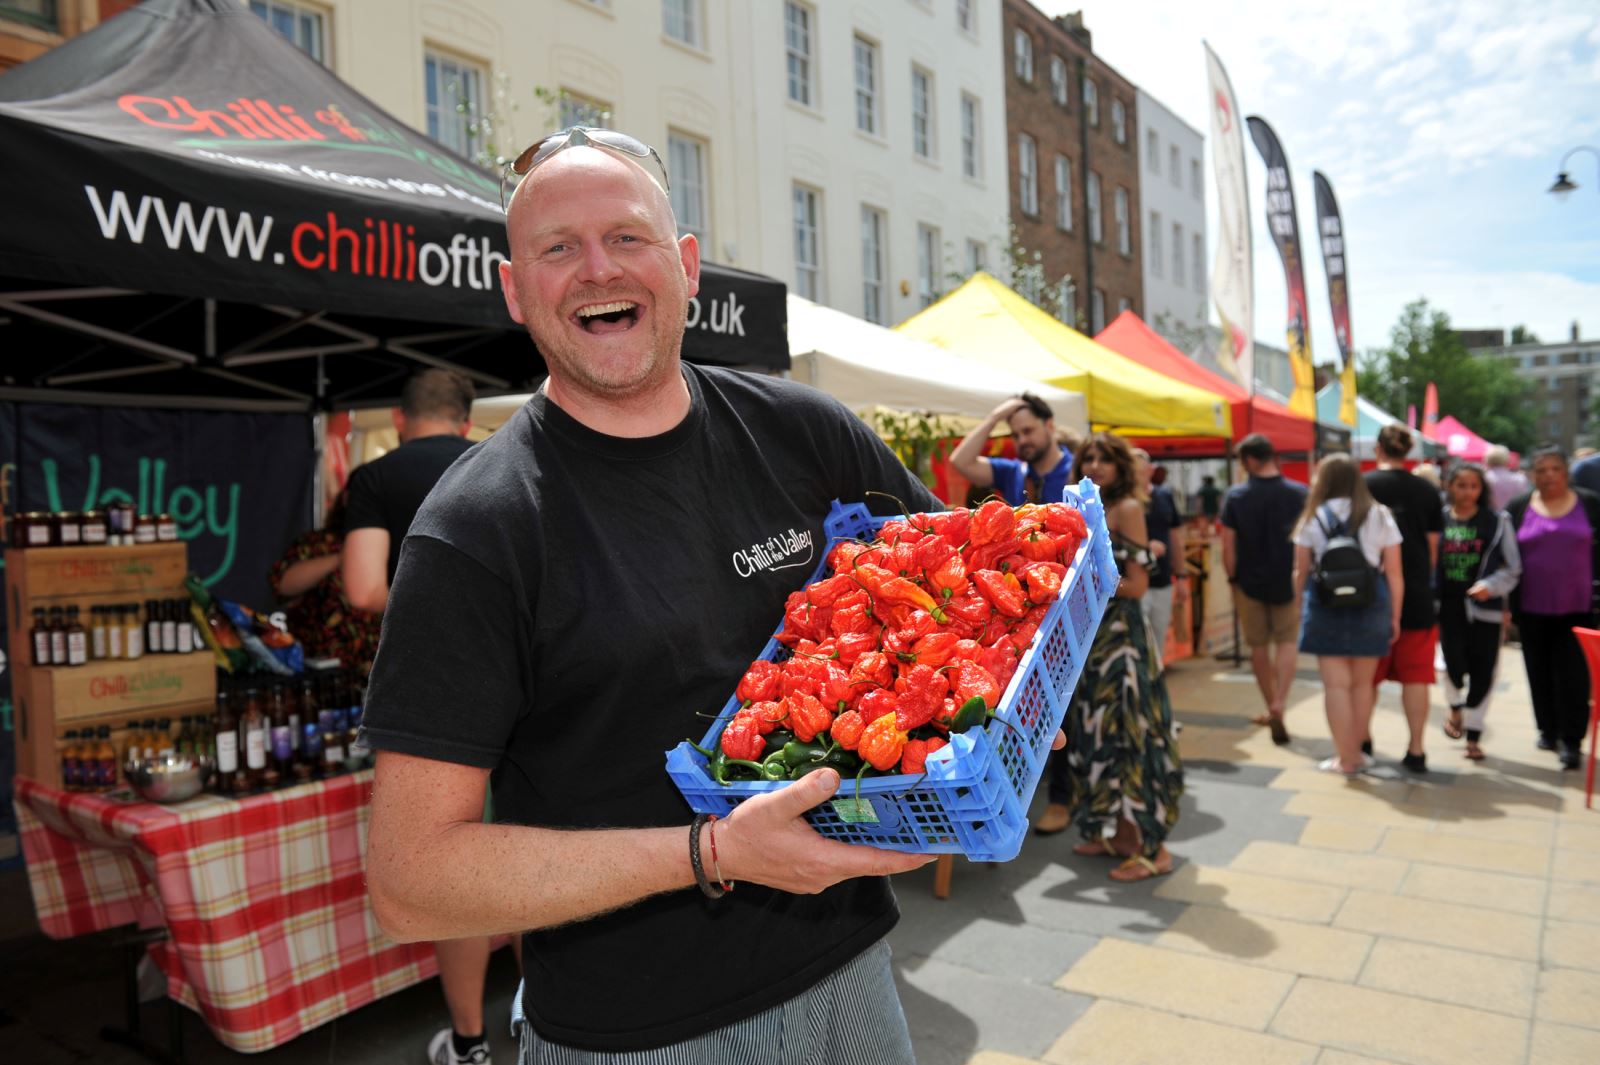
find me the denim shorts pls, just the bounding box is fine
[1299,578,1392,658]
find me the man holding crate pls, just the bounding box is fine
[361,128,948,1062]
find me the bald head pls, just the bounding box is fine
[506,144,677,242]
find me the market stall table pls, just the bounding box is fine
[13,770,443,1055]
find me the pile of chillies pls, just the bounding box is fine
[696,499,1088,784]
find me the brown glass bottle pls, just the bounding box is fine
[94,726,117,791]
[65,606,88,666]
[47,605,67,665]
[268,681,294,784]
[240,685,268,790]
[30,607,49,666]
[213,687,240,794]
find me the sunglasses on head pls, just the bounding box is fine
[499,126,670,213]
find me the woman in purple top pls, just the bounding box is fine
[1505,446,1600,770]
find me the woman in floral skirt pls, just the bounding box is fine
[1055,431,1184,881]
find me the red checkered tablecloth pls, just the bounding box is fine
[14,771,442,1053]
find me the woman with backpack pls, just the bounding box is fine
[1436,463,1521,762]
[1292,454,1404,775]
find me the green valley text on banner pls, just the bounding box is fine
[0,404,315,608]
[1204,43,1253,393]
[1313,171,1357,429]
[1246,116,1317,422]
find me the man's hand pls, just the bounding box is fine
[715,770,937,894]
[988,397,1028,422]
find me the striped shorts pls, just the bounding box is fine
[513,938,914,1064]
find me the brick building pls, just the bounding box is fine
[1002,1,1141,334]
[0,1,138,72]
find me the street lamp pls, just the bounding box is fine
[1548,145,1600,200]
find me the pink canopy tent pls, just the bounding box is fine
[1426,415,1517,464]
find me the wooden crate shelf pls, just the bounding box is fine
[6,543,216,789]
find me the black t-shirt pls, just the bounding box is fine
[1365,468,1444,629]
[343,434,474,582]
[1439,510,1485,601]
[360,364,940,1052]
[1145,485,1182,588]
[1220,475,1307,604]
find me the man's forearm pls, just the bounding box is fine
[369,820,692,942]
[949,413,1005,485]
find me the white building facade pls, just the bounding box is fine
[242,0,1010,329]
[1135,88,1206,343]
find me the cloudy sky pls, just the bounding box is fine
[1039,0,1600,360]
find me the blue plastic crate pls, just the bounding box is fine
[664,480,1117,862]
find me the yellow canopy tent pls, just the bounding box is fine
[895,272,1232,439]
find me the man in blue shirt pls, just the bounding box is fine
[950,393,1074,505]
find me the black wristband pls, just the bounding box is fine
[689,813,726,899]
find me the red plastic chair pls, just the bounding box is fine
[1574,628,1600,809]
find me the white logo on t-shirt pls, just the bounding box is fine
[732,527,814,578]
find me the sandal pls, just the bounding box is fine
[1443,710,1464,741]
[1464,745,1486,762]
[1108,853,1174,882]
[1072,838,1125,858]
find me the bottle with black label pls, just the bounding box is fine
[65,606,88,666]
[268,681,294,784]
[47,606,67,666]
[160,600,177,654]
[176,600,196,654]
[30,607,49,666]
[145,599,161,655]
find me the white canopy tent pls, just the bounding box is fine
[786,296,1088,433]
[351,297,1088,462]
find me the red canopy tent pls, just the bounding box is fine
[1096,311,1315,459]
[1425,415,1516,464]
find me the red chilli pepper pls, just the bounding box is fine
[973,569,1028,618]
[853,563,948,622]
[785,691,835,743]
[952,660,1002,709]
[736,660,782,705]
[969,499,1017,546]
[859,712,908,771]
[831,709,867,750]
[719,710,766,761]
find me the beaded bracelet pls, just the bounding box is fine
[688,813,726,899]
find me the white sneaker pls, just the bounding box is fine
[428,1027,491,1065]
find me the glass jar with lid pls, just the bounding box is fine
[133,513,158,544]
[58,512,83,546]
[156,513,178,542]
[80,510,109,545]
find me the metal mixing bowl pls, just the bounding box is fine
[126,753,213,803]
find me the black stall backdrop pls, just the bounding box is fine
[0,404,314,832]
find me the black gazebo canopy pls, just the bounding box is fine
[0,0,788,410]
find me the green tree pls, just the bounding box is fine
[1360,299,1536,451]
[1509,324,1541,345]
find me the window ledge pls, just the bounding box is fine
[786,98,824,121]
[913,153,941,171]
[855,129,889,149]
[661,35,712,61]
[562,0,616,18]
[963,174,986,190]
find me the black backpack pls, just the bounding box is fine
[1312,506,1378,608]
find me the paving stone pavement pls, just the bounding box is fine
[0,647,1594,1064]
[888,646,1600,1065]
